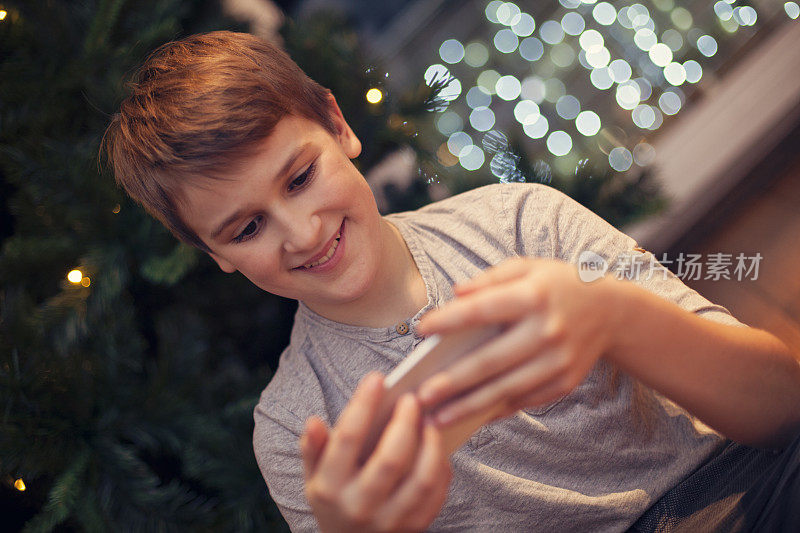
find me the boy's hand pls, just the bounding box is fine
[300,372,452,533]
[415,256,618,426]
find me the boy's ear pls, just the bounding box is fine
[326,92,362,159]
[208,252,237,274]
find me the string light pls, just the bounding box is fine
[112,204,121,214]
[81,277,91,287]
[67,270,83,284]
[0,10,7,21]
[14,478,26,491]
[365,88,383,104]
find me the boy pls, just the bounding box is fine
[102,31,800,532]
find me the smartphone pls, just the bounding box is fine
[358,324,509,463]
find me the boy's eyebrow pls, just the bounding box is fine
[210,142,310,241]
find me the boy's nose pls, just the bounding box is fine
[281,214,323,255]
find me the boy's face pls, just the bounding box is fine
[178,100,385,309]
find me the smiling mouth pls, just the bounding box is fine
[300,231,341,269]
[293,220,344,270]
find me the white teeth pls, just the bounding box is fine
[303,233,341,269]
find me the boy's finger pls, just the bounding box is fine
[381,422,450,527]
[453,257,533,295]
[417,313,548,406]
[354,393,421,505]
[301,416,329,482]
[431,346,567,427]
[418,280,545,335]
[315,372,385,485]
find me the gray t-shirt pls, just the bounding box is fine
[253,183,747,532]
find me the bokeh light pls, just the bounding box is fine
[609,147,633,171]
[670,7,693,30]
[635,77,653,100]
[459,145,485,170]
[523,115,549,139]
[496,2,522,26]
[511,13,536,36]
[436,111,463,135]
[633,142,656,166]
[485,0,503,23]
[575,110,602,136]
[615,80,641,110]
[365,88,383,103]
[634,28,657,51]
[543,78,566,103]
[519,36,544,61]
[540,20,565,44]
[470,107,496,131]
[448,131,473,156]
[586,46,611,68]
[733,6,757,26]
[477,69,501,94]
[547,131,573,156]
[648,43,673,67]
[661,29,683,52]
[514,100,541,124]
[658,90,682,115]
[592,2,617,25]
[466,86,491,109]
[465,42,490,67]
[496,75,522,100]
[786,2,800,19]
[550,43,576,68]
[590,67,614,90]
[439,39,465,64]
[632,104,656,128]
[609,59,632,83]
[663,62,686,85]
[697,35,718,57]
[424,63,449,84]
[627,4,652,28]
[67,269,83,284]
[556,95,581,119]
[579,29,604,52]
[561,12,585,35]
[683,60,703,83]
[494,29,520,53]
[521,76,546,102]
[714,1,733,21]
[648,107,664,130]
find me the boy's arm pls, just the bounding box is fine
[416,184,800,451]
[605,278,800,450]
[417,258,800,451]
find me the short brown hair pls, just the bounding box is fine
[101,31,337,253]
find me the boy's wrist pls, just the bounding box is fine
[596,275,637,364]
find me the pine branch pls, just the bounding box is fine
[22,449,89,533]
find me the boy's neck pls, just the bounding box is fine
[303,218,429,329]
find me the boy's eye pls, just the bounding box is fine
[233,216,262,243]
[288,163,316,192]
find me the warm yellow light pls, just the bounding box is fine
[112,204,121,214]
[67,269,83,284]
[14,478,25,491]
[366,88,383,104]
[0,10,7,21]
[81,277,91,287]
